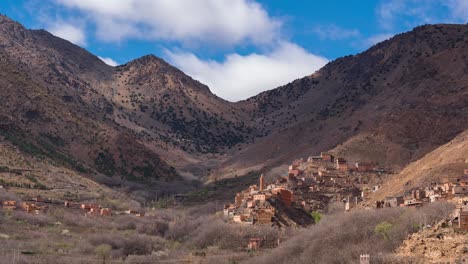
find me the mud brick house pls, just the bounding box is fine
[81,204,99,210]
[224,204,235,218]
[403,198,423,207]
[278,189,293,207]
[289,164,299,171]
[354,162,375,172]
[411,189,427,200]
[288,169,302,177]
[256,208,275,224]
[458,211,468,230]
[385,196,404,207]
[2,200,16,210]
[360,254,370,264]
[320,152,334,162]
[100,208,112,216]
[22,202,40,213]
[464,169,468,175]
[253,194,267,202]
[452,185,468,196]
[335,158,348,171]
[248,238,263,250]
[459,176,468,187]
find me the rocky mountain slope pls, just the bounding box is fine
[0,15,467,193]
[368,129,467,203]
[216,24,468,179]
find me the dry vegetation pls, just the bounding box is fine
[0,186,455,264]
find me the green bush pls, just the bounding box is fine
[310,211,322,224]
[374,221,393,240]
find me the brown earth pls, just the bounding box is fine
[366,130,467,203]
[0,15,467,198]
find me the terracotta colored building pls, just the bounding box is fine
[278,189,293,207]
[459,211,468,230]
[248,238,263,250]
[320,152,334,162]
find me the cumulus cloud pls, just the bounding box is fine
[98,56,119,66]
[313,24,360,40]
[166,42,328,102]
[54,0,281,46]
[48,23,86,46]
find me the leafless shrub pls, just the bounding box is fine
[113,215,139,230]
[136,220,169,236]
[87,233,162,256]
[0,189,18,201]
[12,211,53,226]
[247,204,451,264]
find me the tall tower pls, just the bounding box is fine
[260,173,265,191]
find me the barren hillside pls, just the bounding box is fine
[215,24,468,179]
[367,130,467,202]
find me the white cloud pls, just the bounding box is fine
[377,0,468,31]
[445,0,468,21]
[98,56,119,66]
[363,33,394,46]
[313,24,360,40]
[166,42,328,102]
[54,0,281,46]
[48,22,86,46]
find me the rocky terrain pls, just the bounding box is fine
[217,24,468,180]
[0,15,467,200]
[397,220,467,263]
[368,129,467,203]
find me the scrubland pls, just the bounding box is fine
[0,187,455,264]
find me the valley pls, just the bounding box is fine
[0,14,467,263]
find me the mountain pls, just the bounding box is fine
[215,24,468,179]
[367,129,467,203]
[0,15,179,187]
[0,15,467,194]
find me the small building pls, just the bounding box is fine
[452,185,468,196]
[288,169,302,177]
[403,198,423,207]
[320,152,334,162]
[256,209,275,224]
[459,176,468,187]
[278,189,294,207]
[81,204,99,210]
[2,200,16,210]
[385,196,404,207]
[253,194,266,202]
[360,254,370,264]
[100,208,112,216]
[247,238,263,250]
[458,211,468,230]
[355,162,375,172]
[411,189,426,200]
[335,158,348,171]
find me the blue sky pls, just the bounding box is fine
[1,0,467,101]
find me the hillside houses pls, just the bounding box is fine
[224,152,381,225]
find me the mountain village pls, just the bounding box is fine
[224,152,468,231]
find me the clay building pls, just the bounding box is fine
[335,158,348,171]
[320,152,334,162]
[248,238,263,250]
[458,211,468,230]
[385,196,404,207]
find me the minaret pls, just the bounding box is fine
[260,173,265,191]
